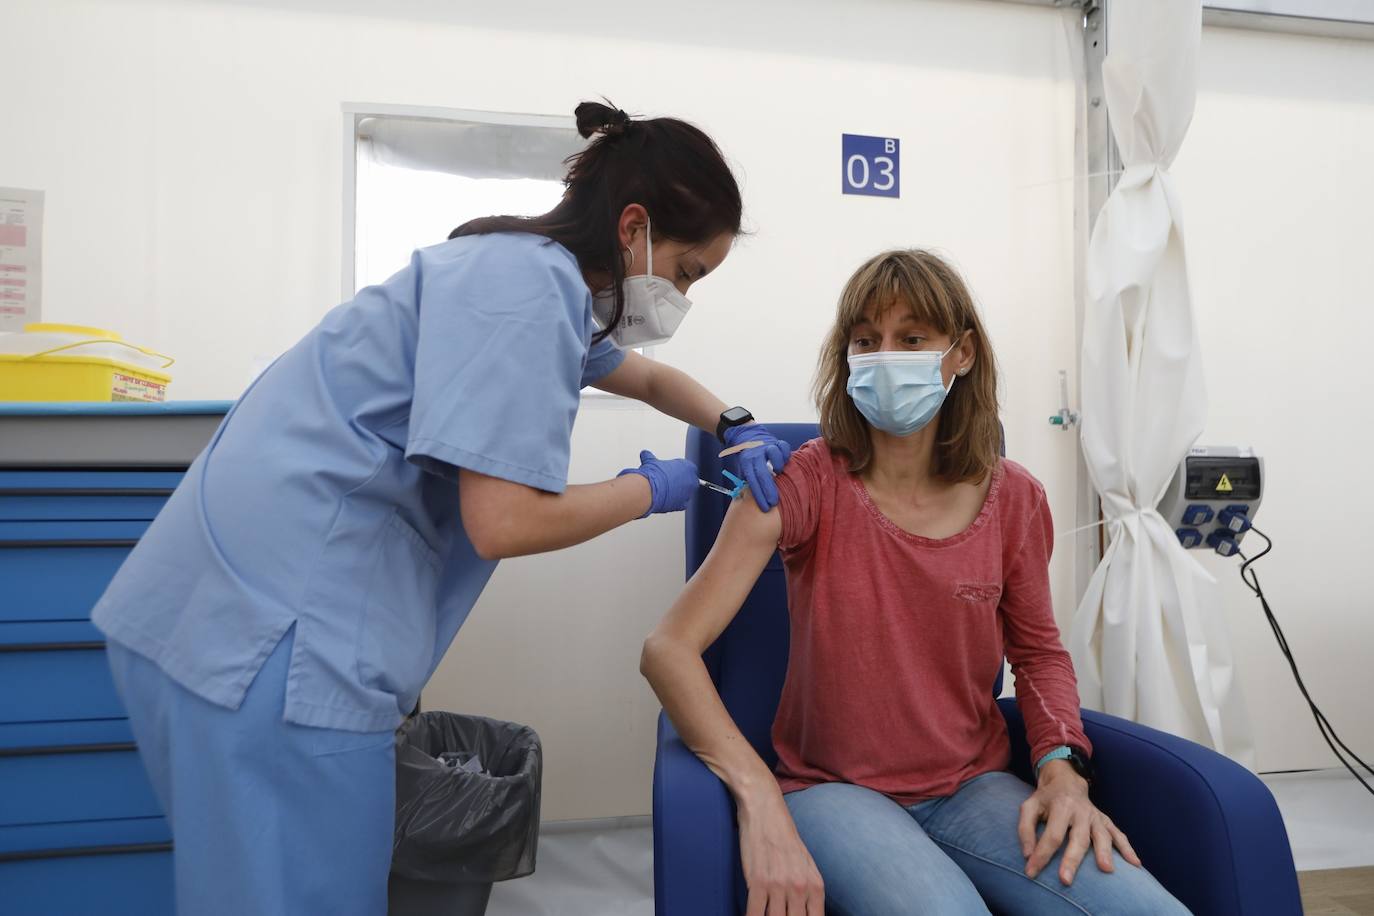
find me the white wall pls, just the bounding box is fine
[1,0,1083,818]
[1171,24,1374,773]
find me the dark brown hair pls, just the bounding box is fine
[451,101,743,343]
[814,249,1001,483]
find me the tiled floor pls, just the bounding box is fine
[485,768,1374,915]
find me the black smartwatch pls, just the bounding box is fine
[716,406,754,444]
[1066,746,1095,785]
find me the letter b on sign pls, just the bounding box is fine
[842,134,900,198]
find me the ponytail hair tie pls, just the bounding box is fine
[575,100,632,139]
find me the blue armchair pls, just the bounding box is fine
[653,424,1301,916]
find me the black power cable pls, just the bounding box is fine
[1237,525,1373,797]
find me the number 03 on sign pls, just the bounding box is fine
[841,134,900,198]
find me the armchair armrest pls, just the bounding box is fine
[653,711,739,916]
[998,698,1301,916]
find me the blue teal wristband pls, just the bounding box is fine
[1035,745,1073,774]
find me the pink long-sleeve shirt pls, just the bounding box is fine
[771,439,1090,804]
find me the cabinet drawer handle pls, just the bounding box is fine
[0,640,106,653]
[0,539,139,549]
[0,741,137,759]
[0,488,174,498]
[0,839,172,863]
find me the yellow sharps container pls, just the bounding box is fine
[0,323,175,402]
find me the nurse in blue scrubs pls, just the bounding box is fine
[90,101,792,915]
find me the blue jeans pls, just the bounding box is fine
[784,772,1191,916]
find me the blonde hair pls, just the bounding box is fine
[813,249,1001,482]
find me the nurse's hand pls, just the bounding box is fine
[723,425,793,513]
[618,451,699,518]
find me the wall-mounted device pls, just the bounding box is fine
[1159,446,1264,557]
[1164,447,1371,797]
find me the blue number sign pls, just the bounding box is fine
[841,134,900,198]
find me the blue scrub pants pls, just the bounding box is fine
[107,628,396,915]
[783,773,1191,915]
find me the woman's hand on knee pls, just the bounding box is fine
[1019,774,1142,886]
[738,790,825,915]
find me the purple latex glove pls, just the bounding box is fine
[618,450,699,517]
[723,424,793,512]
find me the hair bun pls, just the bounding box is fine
[574,100,631,139]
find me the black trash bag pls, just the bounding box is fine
[391,712,542,884]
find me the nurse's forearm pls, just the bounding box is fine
[643,359,729,433]
[460,469,651,560]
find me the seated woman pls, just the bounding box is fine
[640,250,1190,916]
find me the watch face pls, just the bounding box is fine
[723,406,752,424]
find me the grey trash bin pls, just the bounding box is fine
[388,712,543,916]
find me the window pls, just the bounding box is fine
[344,104,579,293]
[341,103,641,399]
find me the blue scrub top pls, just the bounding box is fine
[92,233,625,732]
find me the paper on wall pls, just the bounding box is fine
[0,188,43,332]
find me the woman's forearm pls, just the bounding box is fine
[640,497,784,808]
[461,470,651,560]
[641,636,779,807]
[591,350,729,432]
[644,359,729,433]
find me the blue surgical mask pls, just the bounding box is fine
[846,342,959,437]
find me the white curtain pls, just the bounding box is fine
[1068,0,1255,767]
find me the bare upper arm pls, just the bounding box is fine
[648,496,783,654]
[589,349,655,401]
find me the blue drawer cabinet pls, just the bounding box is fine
[0,845,175,916]
[0,520,151,623]
[0,471,181,521]
[1,745,164,827]
[0,501,177,913]
[0,718,161,831]
[0,401,229,914]
[0,813,174,916]
[0,704,174,915]
[1,623,125,723]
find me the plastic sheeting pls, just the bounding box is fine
[1068,0,1255,767]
